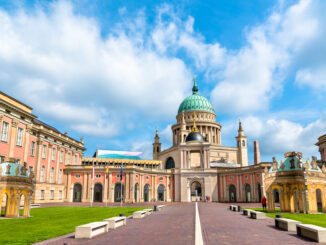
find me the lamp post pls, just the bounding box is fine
[299,155,309,214]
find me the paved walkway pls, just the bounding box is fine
[199,203,317,245]
[40,203,195,245]
[37,203,318,245]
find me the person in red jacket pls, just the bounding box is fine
[262,196,267,211]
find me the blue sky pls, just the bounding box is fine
[0,0,326,163]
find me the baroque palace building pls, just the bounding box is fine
[1,80,325,212]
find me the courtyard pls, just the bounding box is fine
[5,202,319,245]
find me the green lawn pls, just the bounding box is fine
[248,208,326,228]
[0,206,146,245]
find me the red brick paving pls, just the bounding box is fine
[198,203,317,245]
[38,203,195,245]
[37,202,318,245]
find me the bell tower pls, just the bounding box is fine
[236,119,248,166]
[153,128,161,160]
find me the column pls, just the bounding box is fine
[46,144,53,182]
[82,173,87,201]
[236,175,240,200]
[67,173,71,202]
[9,119,19,157]
[130,172,135,203]
[55,148,60,184]
[126,173,130,202]
[239,175,243,201]
[104,171,108,202]
[140,174,143,201]
[35,140,43,181]
[223,176,226,201]
[210,126,213,143]
[88,172,92,202]
[108,173,114,202]
[166,176,170,201]
[23,126,32,163]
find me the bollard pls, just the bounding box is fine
[154,205,158,211]
[238,206,242,212]
[276,214,282,218]
[120,213,126,217]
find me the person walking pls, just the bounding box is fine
[262,196,267,211]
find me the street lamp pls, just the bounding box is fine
[299,155,309,214]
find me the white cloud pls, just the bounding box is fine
[295,67,326,90]
[211,0,321,114]
[0,1,192,137]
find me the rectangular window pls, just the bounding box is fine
[1,121,9,142]
[50,190,54,200]
[58,169,62,184]
[42,145,47,159]
[60,150,64,163]
[59,191,62,200]
[67,153,71,164]
[74,155,78,165]
[50,167,54,183]
[40,190,44,200]
[52,147,56,161]
[30,141,36,156]
[16,127,24,146]
[40,166,45,182]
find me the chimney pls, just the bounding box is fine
[254,140,261,165]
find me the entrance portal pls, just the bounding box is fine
[157,184,165,201]
[191,181,202,201]
[93,183,103,202]
[73,183,82,202]
[114,183,124,202]
[144,184,150,202]
[245,184,251,202]
[229,184,236,202]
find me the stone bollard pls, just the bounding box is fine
[120,213,126,217]
[238,206,242,212]
[154,205,158,211]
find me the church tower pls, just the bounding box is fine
[153,128,161,160]
[236,119,248,166]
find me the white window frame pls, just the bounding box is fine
[50,167,54,183]
[58,169,62,184]
[40,165,45,182]
[1,121,9,142]
[67,152,71,164]
[40,190,44,200]
[59,191,62,200]
[42,145,47,159]
[30,141,36,156]
[60,150,64,163]
[16,127,24,146]
[52,147,56,161]
[74,154,78,165]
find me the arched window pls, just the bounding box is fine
[58,169,62,184]
[94,183,103,202]
[144,184,150,202]
[242,140,245,147]
[157,184,165,201]
[245,184,251,202]
[229,184,236,202]
[73,183,82,202]
[166,157,175,169]
[40,166,45,182]
[50,167,54,183]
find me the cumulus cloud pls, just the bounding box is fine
[0,1,192,137]
[211,0,322,114]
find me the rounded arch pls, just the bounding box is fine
[245,184,251,202]
[157,184,165,201]
[114,182,124,202]
[1,193,8,217]
[19,194,26,217]
[165,157,175,169]
[273,188,280,203]
[257,182,262,202]
[190,181,202,202]
[134,183,139,202]
[316,188,323,212]
[73,183,82,202]
[143,184,150,202]
[229,184,236,202]
[93,183,103,202]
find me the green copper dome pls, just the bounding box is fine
[178,78,215,114]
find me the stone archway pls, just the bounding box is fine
[191,181,202,202]
[229,184,236,202]
[144,184,150,202]
[245,184,251,202]
[73,183,82,202]
[316,189,322,211]
[134,183,139,203]
[93,183,103,202]
[1,193,8,217]
[257,183,262,202]
[157,184,165,201]
[114,183,124,202]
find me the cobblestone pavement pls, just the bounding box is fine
[39,203,195,245]
[198,203,317,245]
